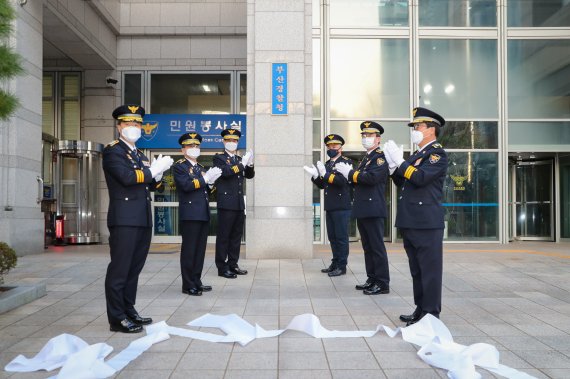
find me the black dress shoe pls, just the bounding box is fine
[200,285,212,292]
[355,280,373,290]
[127,313,153,325]
[182,288,203,296]
[363,283,390,295]
[406,312,428,326]
[328,267,346,277]
[230,266,248,275]
[218,270,237,279]
[110,318,143,333]
[399,307,422,323]
[321,264,335,273]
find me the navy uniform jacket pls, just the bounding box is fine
[347,148,389,219]
[102,139,162,228]
[392,141,447,229]
[312,156,352,211]
[213,151,255,211]
[173,159,211,222]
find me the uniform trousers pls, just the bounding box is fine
[215,209,245,273]
[180,220,209,290]
[356,217,390,287]
[401,228,444,317]
[105,226,151,323]
[326,210,351,268]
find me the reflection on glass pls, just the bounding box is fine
[313,151,321,241]
[508,122,570,149]
[443,152,499,240]
[313,39,321,117]
[330,121,410,151]
[330,0,408,27]
[313,120,321,150]
[560,155,570,238]
[124,74,142,105]
[515,162,552,238]
[508,40,570,119]
[508,0,570,27]
[420,39,498,118]
[419,0,496,27]
[330,39,409,118]
[438,121,498,149]
[60,73,80,140]
[151,74,231,114]
[239,73,246,114]
[43,74,55,136]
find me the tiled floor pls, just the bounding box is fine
[1,241,569,378]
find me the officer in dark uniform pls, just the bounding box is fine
[304,134,352,276]
[103,104,173,333]
[213,128,255,278]
[173,133,222,296]
[384,107,448,325]
[335,122,390,295]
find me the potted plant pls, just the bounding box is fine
[0,0,24,121]
[0,242,17,288]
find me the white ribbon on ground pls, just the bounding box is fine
[5,313,536,379]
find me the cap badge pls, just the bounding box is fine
[413,108,418,117]
[363,122,371,128]
[190,133,197,139]
[128,105,139,114]
[228,129,235,135]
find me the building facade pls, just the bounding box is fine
[1,0,569,256]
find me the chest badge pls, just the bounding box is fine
[377,158,385,166]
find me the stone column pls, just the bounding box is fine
[0,0,44,255]
[245,0,313,259]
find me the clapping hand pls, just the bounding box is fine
[316,161,326,177]
[334,162,352,179]
[303,164,318,179]
[203,167,222,184]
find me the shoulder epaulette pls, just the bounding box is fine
[176,158,185,164]
[198,163,204,168]
[105,140,119,148]
[375,148,383,153]
[432,143,443,149]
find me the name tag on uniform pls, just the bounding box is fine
[414,158,422,166]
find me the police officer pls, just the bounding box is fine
[213,129,255,278]
[173,133,222,296]
[304,134,352,276]
[103,105,173,333]
[335,122,390,295]
[384,107,448,325]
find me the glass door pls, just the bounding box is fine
[513,160,554,241]
[150,151,218,243]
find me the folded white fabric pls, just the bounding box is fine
[5,334,90,372]
[5,313,537,379]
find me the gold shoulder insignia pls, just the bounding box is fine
[198,163,204,168]
[432,143,442,148]
[375,148,383,153]
[176,158,185,164]
[106,140,119,147]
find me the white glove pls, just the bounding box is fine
[384,140,404,167]
[203,167,222,184]
[242,151,253,167]
[150,154,173,178]
[246,150,254,166]
[334,162,352,179]
[316,161,326,177]
[303,164,318,179]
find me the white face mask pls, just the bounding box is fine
[411,130,424,145]
[361,137,376,149]
[186,147,200,159]
[121,126,141,143]
[224,142,238,152]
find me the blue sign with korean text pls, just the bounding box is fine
[272,63,288,115]
[136,114,246,149]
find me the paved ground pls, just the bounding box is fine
[1,242,570,378]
